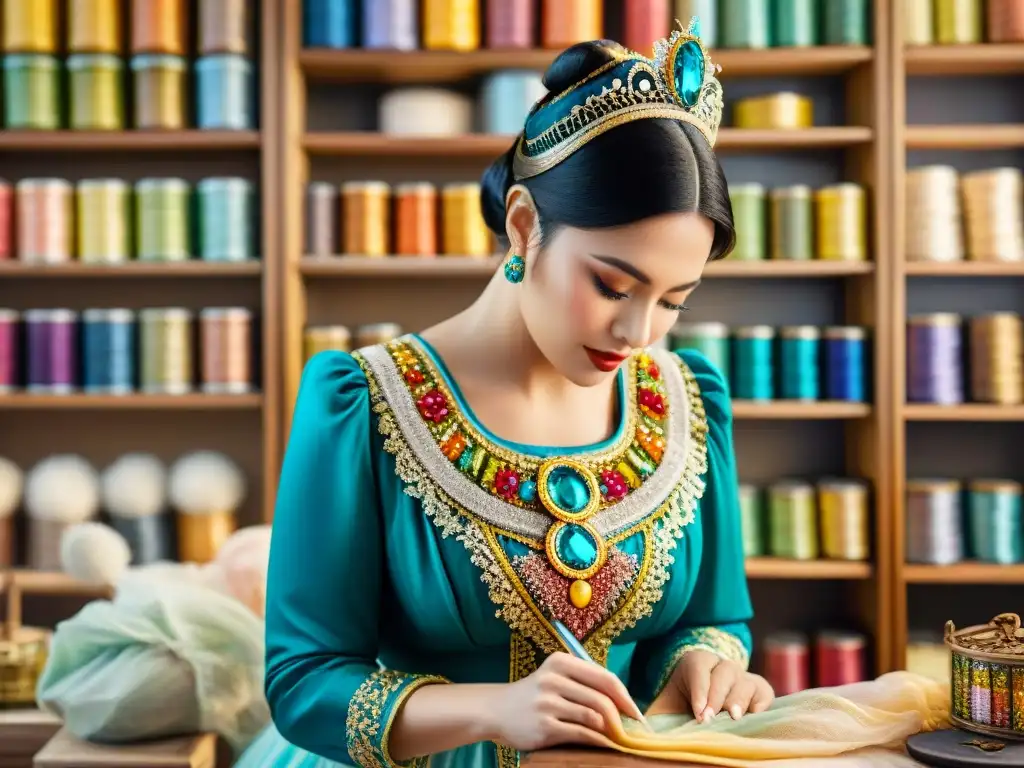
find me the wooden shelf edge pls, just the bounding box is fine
[905,124,1024,150]
[905,44,1024,75]
[4,569,111,596]
[904,261,1024,276]
[904,404,1024,421]
[903,563,1024,584]
[0,393,264,410]
[732,401,870,419]
[0,262,263,277]
[745,557,872,579]
[0,130,261,151]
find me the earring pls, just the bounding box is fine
[503,253,525,284]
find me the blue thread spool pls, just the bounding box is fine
[195,54,254,130]
[304,0,359,47]
[823,326,867,402]
[481,70,547,135]
[907,314,963,405]
[363,0,418,49]
[197,177,255,262]
[671,321,731,385]
[779,325,820,401]
[82,308,136,394]
[110,514,176,565]
[732,325,775,401]
[967,480,1024,565]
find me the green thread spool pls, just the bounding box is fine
[670,321,731,385]
[135,178,191,262]
[739,483,765,557]
[823,0,871,45]
[771,0,819,47]
[720,0,770,48]
[729,183,767,261]
[769,480,819,560]
[770,185,814,261]
[935,0,983,44]
[77,179,130,264]
[3,54,60,129]
[674,0,718,47]
[139,308,194,394]
[968,480,1023,565]
[196,177,255,262]
[67,54,124,130]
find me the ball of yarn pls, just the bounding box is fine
[25,455,100,523]
[101,453,167,519]
[60,522,131,585]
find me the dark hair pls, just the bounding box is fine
[481,40,736,260]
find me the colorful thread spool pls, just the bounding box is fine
[763,633,811,696]
[197,178,255,262]
[904,0,934,44]
[816,184,868,262]
[3,54,60,129]
[907,314,963,405]
[342,182,391,256]
[542,0,603,49]
[739,483,764,557]
[905,479,964,565]
[423,0,480,51]
[818,479,870,561]
[67,54,124,130]
[0,310,19,392]
[304,0,358,48]
[304,325,352,361]
[82,309,136,394]
[969,313,1023,405]
[379,88,474,135]
[305,183,338,257]
[362,0,418,50]
[728,183,767,262]
[771,0,818,46]
[770,186,813,261]
[16,179,73,264]
[988,0,1024,43]
[24,309,78,393]
[487,0,535,48]
[481,71,547,135]
[355,322,403,347]
[823,326,866,403]
[196,54,254,130]
[0,182,11,261]
[395,183,439,257]
[935,0,983,44]
[816,632,867,686]
[199,0,250,54]
[139,308,193,394]
[968,480,1023,565]
[135,178,191,263]
[3,0,57,52]
[961,168,1024,263]
[734,93,813,130]
[671,321,730,383]
[823,0,870,45]
[200,308,253,394]
[768,480,818,560]
[131,55,187,129]
[732,325,774,401]
[905,166,963,263]
[779,325,820,401]
[131,0,186,54]
[76,179,130,265]
[674,0,718,47]
[68,0,120,53]
[720,0,770,48]
[109,513,176,565]
[442,183,491,257]
[624,0,671,56]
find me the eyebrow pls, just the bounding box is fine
[590,255,702,293]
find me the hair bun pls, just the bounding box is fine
[542,40,626,95]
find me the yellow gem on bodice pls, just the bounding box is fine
[569,579,593,609]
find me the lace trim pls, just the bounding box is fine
[654,627,752,699]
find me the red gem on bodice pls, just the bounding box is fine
[600,469,629,501]
[494,468,521,500]
[638,388,666,416]
[404,368,425,385]
[647,362,661,380]
[416,389,449,423]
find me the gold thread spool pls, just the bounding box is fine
[395,183,438,257]
[139,308,194,394]
[304,325,351,361]
[817,479,870,561]
[176,511,236,564]
[341,182,390,257]
[76,179,130,264]
[423,0,480,51]
[3,0,56,53]
[906,166,963,262]
[0,625,50,708]
[733,93,813,130]
[770,185,814,261]
[442,183,491,257]
[68,0,121,53]
[961,168,1024,262]
[200,307,253,394]
[131,0,186,54]
[969,313,1023,405]
[355,323,403,348]
[815,183,868,262]
[904,0,934,44]
[935,0,983,44]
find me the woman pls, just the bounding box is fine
[242,23,773,768]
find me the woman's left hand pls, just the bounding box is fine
[646,650,774,721]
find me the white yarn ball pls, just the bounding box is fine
[101,453,167,519]
[25,455,100,523]
[168,451,246,516]
[60,522,131,586]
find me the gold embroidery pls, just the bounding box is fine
[346,670,450,768]
[654,627,752,699]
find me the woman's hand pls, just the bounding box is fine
[646,650,774,721]
[487,652,647,752]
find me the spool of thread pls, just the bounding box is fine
[728,184,767,262]
[304,325,352,361]
[68,0,120,53]
[734,93,813,130]
[82,308,136,394]
[674,1,718,47]
[16,179,73,264]
[481,71,547,135]
[823,0,870,44]
[196,55,254,130]
[905,166,963,263]
[904,0,934,44]
[3,0,56,52]
[110,514,175,565]
[905,479,964,565]
[988,0,1024,42]
[355,323,404,347]
[969,313,1023,405]
[823,326,866,402]
[671,322,730,383]
[139,308,194,394]
[935,0,983,44]
[0,182,11,261]
[961,168,1024,263]
[732,325,774,401]
[200,308,253,394]
[818,479,870,561]
[342,182,390,256]
[423,0,480,51]
[768,480,818,560]
[305,183,338,257]
[395,183,439,257]
[771,0,818,46]
[131,55,187,129]
[907,314,963,405]
[379,88,474,136]
[176,510,236,564]
[815,184,867,262]
[739,483,764,557]
[131,0,186,54]
[542,0,603,48]
[3,54,60,129]
[720,0,770,48]
[24,309,78,393]
[442,183,491,257]
[905,632,950,684]
[199,0,249,54]
[0,310,20,391]
[487,0,534,48]
[362,0,418,50]
[76,179,130,265]
[135,178,191,262]
[816,632,867,686]
[770,186,813,261]
[624,0,670,56]
[967,480,1023,564]
[763,633,810,696]
[67,53,124,130]
[304,0,357,48]
[197,178,255,262]
[779,326,820,401]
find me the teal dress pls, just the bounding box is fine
[235,336,753,768]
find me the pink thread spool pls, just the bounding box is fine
[624,0,671,55]
[486,0,534,48]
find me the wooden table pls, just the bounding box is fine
[524,749,702,767]
[0,710,62,768]
[33,730,228,768]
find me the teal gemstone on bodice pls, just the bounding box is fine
[554,524,599,571]
[674,40,705,108]
[545,465,591,514]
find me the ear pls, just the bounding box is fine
[504,185,540,261]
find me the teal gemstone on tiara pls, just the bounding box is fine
[675,40,705,108]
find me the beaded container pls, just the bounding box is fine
[946,612,1024,739]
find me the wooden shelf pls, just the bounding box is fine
[5,569,110,597]
[299,46,874,83]
[903,404,1024,421]
[732,401,870,419]
[0,130,261,151]
[905,124,1024,150]
[0,394,263,410]
[745,557,872,580]
[904,260,1024,276]
[904,563,1024,585]
[0,261,263,278]
[905,44,1024,75]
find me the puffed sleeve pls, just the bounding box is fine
[264,351,449,768]
[631,348,754,703]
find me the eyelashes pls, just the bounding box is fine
[590,273,691,312]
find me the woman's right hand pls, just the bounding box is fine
[487,652,646,751]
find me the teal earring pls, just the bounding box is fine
[503,253,525,284]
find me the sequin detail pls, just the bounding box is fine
[654,626,751,699]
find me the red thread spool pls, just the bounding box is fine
[988,0,1024,42]
[624,0,671,55]
[0,182,11,261]
[815,631,867,687]
[486,0,534,48]
[762,632,810,696]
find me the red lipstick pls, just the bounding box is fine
[584,347,628,372]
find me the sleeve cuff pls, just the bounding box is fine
[345,669,451,768]
[653,627,751,700]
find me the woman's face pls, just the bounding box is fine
[511,194,715,387]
